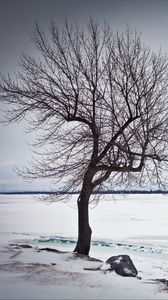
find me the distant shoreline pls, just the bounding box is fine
[0,190,168,195]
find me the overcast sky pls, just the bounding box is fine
[1,0,168,191]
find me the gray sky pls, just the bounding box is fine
[1,0,168,191]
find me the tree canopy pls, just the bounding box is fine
[1,20,168,194]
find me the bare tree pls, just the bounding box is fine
[1,20,168,255]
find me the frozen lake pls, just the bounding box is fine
[0,193,168,260]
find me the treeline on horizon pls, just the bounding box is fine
[0,190,168,195]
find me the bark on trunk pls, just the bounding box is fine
[74,184,92,255]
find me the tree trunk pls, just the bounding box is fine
[74,184,92,255]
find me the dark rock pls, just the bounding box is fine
[39,247,67,254]
[155,278,168,287]
[9,243,32,249]
[19,244,33,249]
[106,255,138,277]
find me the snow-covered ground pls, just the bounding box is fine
[0,194,168,299]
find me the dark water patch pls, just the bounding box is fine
[38,236,77,245]
[9,235,168,256]
[92,240,111,247]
